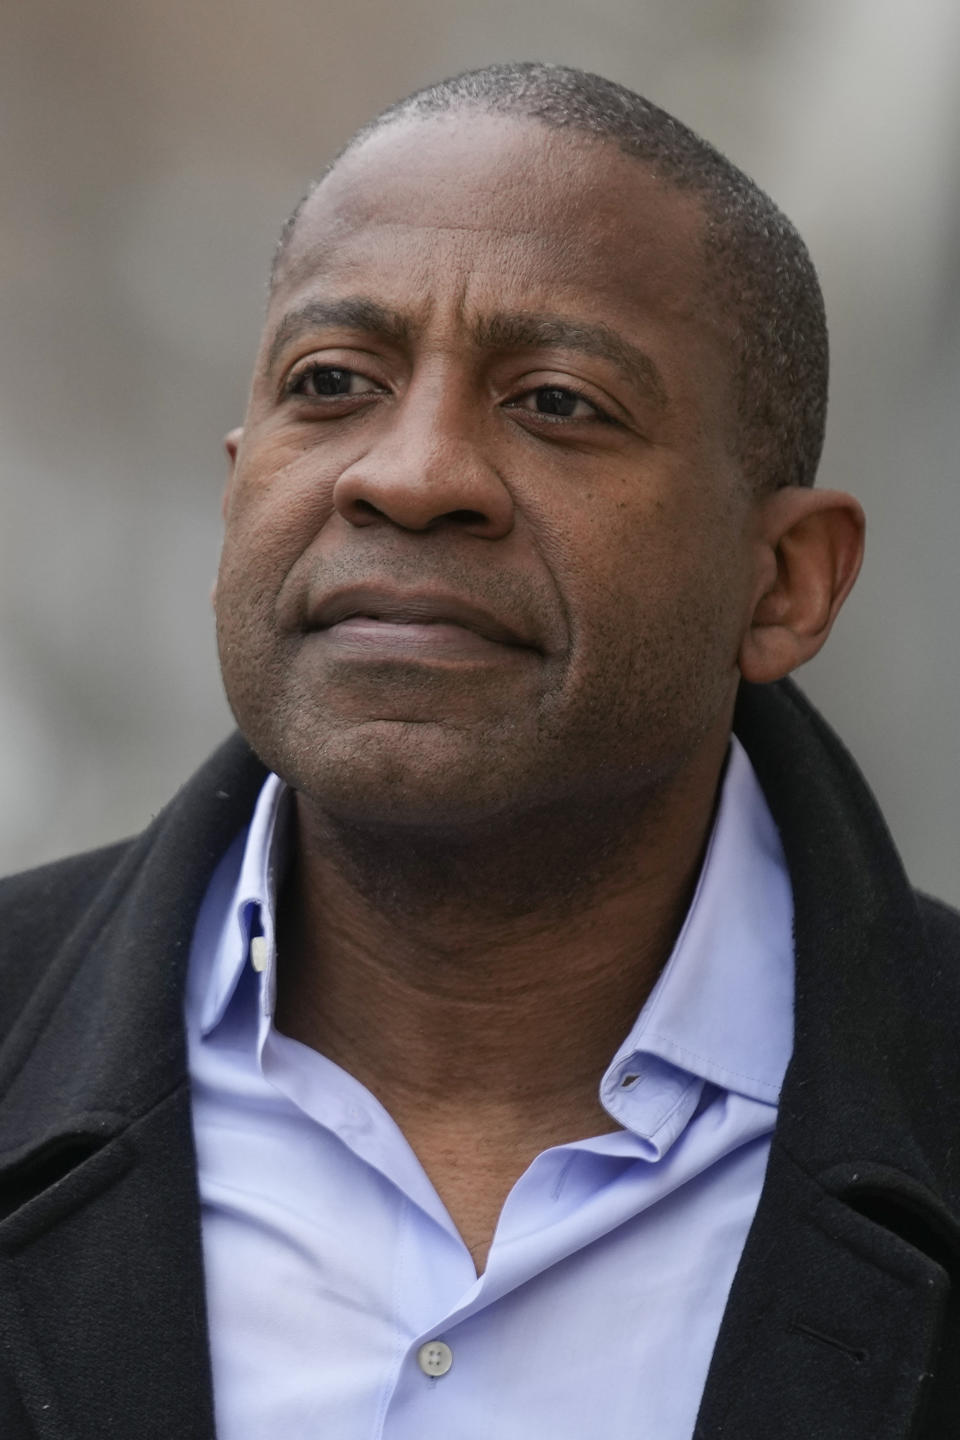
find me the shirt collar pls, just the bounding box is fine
[198,771,291,1036]
[197,735,794,1133]
[598,735,794,1141]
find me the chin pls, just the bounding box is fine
[266,718,536,832]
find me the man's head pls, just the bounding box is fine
[215,64,863,838]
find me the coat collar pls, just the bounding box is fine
[0,733,267,1439]
[1,683,959,1438]
[736,680,960,1200]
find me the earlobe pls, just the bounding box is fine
[739,488,865,684]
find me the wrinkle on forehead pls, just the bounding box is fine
[274,216,591,305]
[274,212,707,341]
[275,113,710,299]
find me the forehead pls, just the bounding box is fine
[274,113,713,334]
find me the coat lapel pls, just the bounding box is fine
[0,736,267,1438]
[692,682,960,1437]
[0,1090,216,1438]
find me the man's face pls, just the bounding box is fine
[216,113,762,829]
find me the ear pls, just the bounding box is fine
[739,488,865,684]
[221,427,244,523]
[212,428,244,608]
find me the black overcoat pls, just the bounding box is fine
[1,679,959,1438]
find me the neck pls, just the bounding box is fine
[273,731,729,1123]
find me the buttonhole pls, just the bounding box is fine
[788,1317,867,1364]
[620,1074,639,1089]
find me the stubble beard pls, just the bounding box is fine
[218,571,735,927]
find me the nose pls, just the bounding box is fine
[331,380,515,539]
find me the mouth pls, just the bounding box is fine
[309,584,539,659]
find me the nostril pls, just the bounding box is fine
[420,507,498,534]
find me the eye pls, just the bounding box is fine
[286,364,383,400]
[508,385,613,423]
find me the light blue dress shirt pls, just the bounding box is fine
[184,737,794,1440]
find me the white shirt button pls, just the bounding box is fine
[250,936,269,973]
[417,1340,454,1377]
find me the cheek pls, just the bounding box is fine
[547,481,688,627]
[546,479,749,705]
[219,446,338,605]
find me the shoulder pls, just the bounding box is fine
[0,840,137,1045]
[0,838,134,908]
[0,732,269,1048]
[909,894,960,1029]
[916,891,960,960]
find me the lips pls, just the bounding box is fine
[310,584,537,649]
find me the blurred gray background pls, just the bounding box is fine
[2,0,958,900]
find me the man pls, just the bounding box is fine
[1,61,958,1440]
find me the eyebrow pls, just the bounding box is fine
[474,312,667,405]
[266,297,666,405]
[266,297,410,372]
